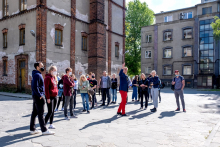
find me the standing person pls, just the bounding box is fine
[117,63,129,116]
[99,71,111,106]
[132,75,139,102]
[30,62,54,135]
[63,68,75,120]
[172,70,186,112]
[137,76,141,101]
[139,73,149,109]
[57,73,61,81]
[44,66,58,129]
[55,74,65,112]
[157,75,162,103]
[79,75,90,113]
[111,74,117,104]
[89,75,97,109]
[147,74,152,101]
[73,75,78,109]
[149,70,160,112]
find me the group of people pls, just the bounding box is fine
[29,61,186,135]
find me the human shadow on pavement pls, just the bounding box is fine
[79,109,143,130]
[158,111,180,119]
[129,111,153,120]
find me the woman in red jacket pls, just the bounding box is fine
[44,66,58,129]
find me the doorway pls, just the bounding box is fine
[18,60,26,92]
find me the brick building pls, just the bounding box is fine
[141,0,220,88]
[0,0,125,92]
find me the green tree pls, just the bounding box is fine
[125,0,154,76]
[211,16,220,40]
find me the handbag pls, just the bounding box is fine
[171,78,175,91]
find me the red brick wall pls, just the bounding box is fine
[89,0,106,80]
[123,0,126,63]
[108,0,112,75]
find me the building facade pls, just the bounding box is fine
[0,0,125,92]
[141,0,220,88]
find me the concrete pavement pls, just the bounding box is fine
[0,89,220,147]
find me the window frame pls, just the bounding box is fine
[145,50,152,58]
[163,47,172,58]
[202,6,212,15]
[182,64,193,76]
[182,45,193,57]
[55,29,63,46]
[163,64,172,76]
[82,36,87,51]
[2,58,8,76]
[19,28,25,46]
[164,15,173,22]
[3,32,7,48]
[145,67,152,74]
[19,0,27,12]
[163,29,173,41]
[3,0,9,17]
[182,26,193,39]
[115,45,119,57]
[146,35,152,43]
[183,12,193,19]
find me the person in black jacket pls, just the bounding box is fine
[139,73,149,110]
[56,74,65,111]
[111,74,118,104]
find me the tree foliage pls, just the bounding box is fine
[125,0,154,76]
[211,16,220,40]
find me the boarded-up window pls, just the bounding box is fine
[3,60,7,76]
[55,29,62,46]
[82,37,87,51]
[20,0,27,11]
[20,29,25,45]
[3,33,7,48]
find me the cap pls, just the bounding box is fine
[175,70,179,73]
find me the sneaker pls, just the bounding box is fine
[42,129,55,135]
[140,107,143,109]
[61,108,64,111]
[132,100,134,101]
[121,114,128,116]
[87,111,90,114]
[65,117,70,120]
[144,107,147,110]
[159,101,161,103]
[183,109,186,112]
[175,108,180,111]
[151,108,157,112]
[100,104,105,106]
[117,112,122,115]
[71,115,78,118]
[48,124,56,129]
[82,109,86,112]
[54,109,58,112]
[30,130,41,135]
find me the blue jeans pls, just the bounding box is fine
[132,86,138,100]
[111,89,117,102]
[81,93,90,111]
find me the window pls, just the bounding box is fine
[164,31,172,41]
[3,0,9,17]
[145,67,151,74]
[145,51,151,58]
[115,45,119,57]
[183,46,192,57]
[3,60,7,76]
[20,29,25,45]
[20,0,27,11]
[55,29,62,46]
[183,65,192,75]
[199,19,214,74]
[82,37,87,51]
[3,33,7,48]
[183,12,193,19]
[202,7,212,15]
[183,29,193,39]
[163,49,172,58]
[163,65,172,75]
[146,35,152,43]
[164,16,172,22]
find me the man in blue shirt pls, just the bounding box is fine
[117,63,129,116]
[172,70,186,112]
[30,62,54,135]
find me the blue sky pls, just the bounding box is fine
[126,0,201,14]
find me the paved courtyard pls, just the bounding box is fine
[0,89,220,147]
